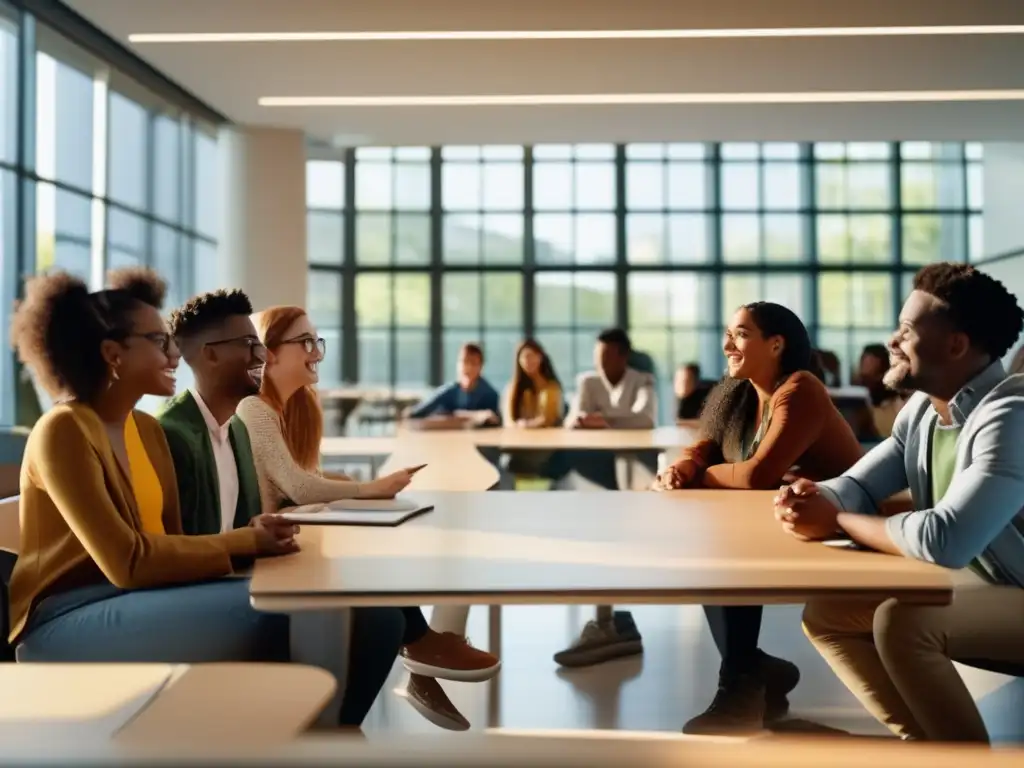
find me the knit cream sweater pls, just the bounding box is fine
[235,395,363,515]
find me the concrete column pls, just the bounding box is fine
[218,125,307,310]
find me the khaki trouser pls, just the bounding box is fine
[802,569,1024,743]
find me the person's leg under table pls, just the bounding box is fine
[405,606,500,682]
[802,596,927,740]
[335,607,408,726]
[873,572,1024,743]
[683,605,800,735]
[16,579,291,663]
[552,449,643,668]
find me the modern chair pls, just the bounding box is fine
[0,495,19,662]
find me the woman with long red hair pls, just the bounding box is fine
[237,305,500,730]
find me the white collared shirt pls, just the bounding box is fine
[190,389,239,533]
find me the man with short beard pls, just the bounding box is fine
[775,262,1024,743]
[161,290,266,535]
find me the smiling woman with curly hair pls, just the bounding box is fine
[6,268,303,676]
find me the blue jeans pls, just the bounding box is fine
[16,579,411,727]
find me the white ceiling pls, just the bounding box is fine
[65,0,1024,145]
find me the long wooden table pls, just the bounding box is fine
[4,732,1022,766]
[0,663,336,746]
[321,425,699,458]
[320,425,701,489]
[250,490,952,612]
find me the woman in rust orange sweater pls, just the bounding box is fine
[654,302,863,736]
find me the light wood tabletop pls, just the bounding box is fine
[472,425,699,451]
[0,663,336,747]
[4,732,1021,767]
[377,432,501,491]
[250,489,952,611]
[320,425,700,458]
[320,435,397,457]
[319,386,429,403]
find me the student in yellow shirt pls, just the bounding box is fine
[502,339,567,478]
[504,339,564,428]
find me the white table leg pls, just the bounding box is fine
[488,604,502,658]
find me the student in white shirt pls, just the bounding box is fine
[162,291,483,731]
[160,290,266,536]
[564,327,658,488]
[554,328,657,668]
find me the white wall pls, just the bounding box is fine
[984,144,1024,258]
[219,125,307,312]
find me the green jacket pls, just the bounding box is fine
[158,391,262,536]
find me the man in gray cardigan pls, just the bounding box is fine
[775,262,1024,743]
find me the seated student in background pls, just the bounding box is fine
[852,344,906,440]
[501,339,567,479]
[503,339,564,429]
[6,269,300,668]
[551,329,657,668]
[815,349,842,388]
[407,342,500,428]
[160,290,265,535]
[651,302,863,736]
[568,328,657,437]
[778,264,1024,744]
[675,362,710,421]
[241,306,500,729]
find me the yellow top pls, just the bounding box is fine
[124,413,165,535]
[507,380,564,427]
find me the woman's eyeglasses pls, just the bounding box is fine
[281,336,326,357]
[126,332,173,354]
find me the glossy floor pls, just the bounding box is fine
[363,603,1023,743]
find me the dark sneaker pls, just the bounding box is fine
[758,652,800,722]
[682,673,767,736]
[399,674,471,731]
[553,610,643,668]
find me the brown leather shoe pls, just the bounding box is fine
[400,674,470,731]
[401,630,501,682]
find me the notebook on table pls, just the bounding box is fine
[278,496,434,527]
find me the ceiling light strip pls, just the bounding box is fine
[259,90,1024,108]
[129,25,1024,44]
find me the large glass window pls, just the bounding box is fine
[355,272,430,386]
[35,50,93,191]
[307,159,345,265]
[442,271,523,387]
[626,143,712,265]
[442,146,524,265]
[108,90,149,209]
[355,147,430,266]
[153,113,181,222]
[307,269,343,386]
[307,140,984,410]
[0,6,16,165]
[194,129,220,239]
[0,4,221,424]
